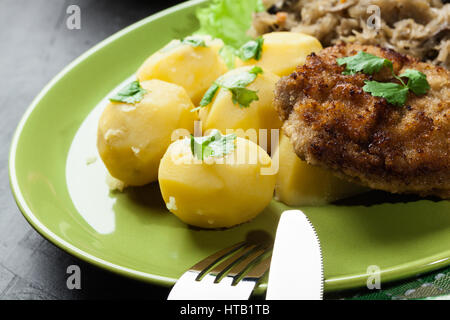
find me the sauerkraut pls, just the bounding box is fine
[251,0,450,68]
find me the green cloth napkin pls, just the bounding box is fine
[326,266,450,300]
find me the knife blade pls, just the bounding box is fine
[266,209,324,300]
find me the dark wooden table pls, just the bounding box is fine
[0,0,185,300]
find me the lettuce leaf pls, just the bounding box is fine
[195,0,264,49]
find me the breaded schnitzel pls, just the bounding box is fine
[274,43,450,198]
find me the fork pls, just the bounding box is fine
[167,241,272,300]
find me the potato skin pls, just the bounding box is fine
[97,80,197,186]
[158,137,276,229]
[237,32,322,76]
[137,36,228,105]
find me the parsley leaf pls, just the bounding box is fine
[337,52,430,106]
[196,66,263,110]
[218,38,264,69]
[229,87,259,108]
[109,81,147,104]
[181,36,208,48]
[363,81,410,106]
[198,83,220,107]
[399,69,430,95]
[216,66,262,107]
[216,65,263,88]
[190,129,237,160]
[237,37,264,61]
[337,51,393,75]
[249,65,264,75]
[219,45,237,69]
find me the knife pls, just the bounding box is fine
[266,209,324,300]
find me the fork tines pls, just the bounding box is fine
[167,241,272,300]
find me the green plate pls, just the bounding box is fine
[9,0,450,294]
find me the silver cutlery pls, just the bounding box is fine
[168,241,272,300]
[266,209,324,300]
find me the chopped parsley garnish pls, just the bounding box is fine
[237,37,264,61]
[109,81,147,104]
[218,37,263,69]
[198,83,220,108]
[190,129,237,160]
[337,51,430,106]
[195,66,263,110]
[217,65,263,88]
[181,36,208,48]
[219,45,237,69]
[229,87,259,107]
[362,81,410,106]
[398,69,430,95]
[337,51,393,75]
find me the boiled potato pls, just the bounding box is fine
[237,32,322,76]
[158,135,276,228]
[97,79,197,186]
[273,134,367,206]
[137,35,228,105]
[198,66,282,152]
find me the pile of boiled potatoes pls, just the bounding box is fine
[97,32,366,229]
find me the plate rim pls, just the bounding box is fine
[8,0,450,294]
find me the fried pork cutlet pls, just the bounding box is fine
[274,43,450,198]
